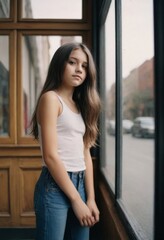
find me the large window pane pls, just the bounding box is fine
[121,1,154,239]
[101,0,116,190]
[0,0,10,18]
[22,0,82,19]
[0,36,9,136]
[22,35,82,135]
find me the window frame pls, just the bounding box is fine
[98,0,158,239]
[99,0,122,200]
[154,0,164,239]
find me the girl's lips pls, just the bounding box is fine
[72,75,82,80]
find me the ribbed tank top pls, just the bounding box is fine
[38,93,86,172]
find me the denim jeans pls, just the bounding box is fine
[34,167,89,240]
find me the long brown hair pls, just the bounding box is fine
[31,42,101,147]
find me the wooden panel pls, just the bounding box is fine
[97,176,129,240]
[0,146,41,157]
[0,159,17,227]
[19,158,42,226]
[0,167,10,216]
[0,158,42,227]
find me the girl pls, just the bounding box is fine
[31,42,101,240]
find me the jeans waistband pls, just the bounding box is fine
[42,166,84,178]
[67,171,84,178]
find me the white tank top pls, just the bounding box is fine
[38,93,86,172]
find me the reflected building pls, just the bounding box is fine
[22,0,50,134]
[0,61,9,135]
[123,58,154,119]
[0,0,9,135]
[106,57,154,121]
[138,58,154,116]
[123,68,139,119]
[0,0,9,17]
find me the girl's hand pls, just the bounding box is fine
[87,199,100,225]
[71,197,95,227]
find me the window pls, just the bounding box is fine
[0,36,9,136]
[100,0,155,239]
[0,31,16,144]
[121,1,154,239]
[22,0,82,19]
[21,35,82,135]
[0,0,10,18]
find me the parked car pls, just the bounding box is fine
[122,119,133,133]
[131,117,154,138]
[107,120,115,135]
[107,119,133,135]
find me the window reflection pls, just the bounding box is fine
[0,36,9,136]
[102,0,116,190]
[22,0,82,19]
[121,1,154,239]
[0,0,10,18]
[22,35,82,135]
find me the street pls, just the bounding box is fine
[104,134,154,240]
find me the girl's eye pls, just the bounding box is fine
[69,60,75,65]
[82,64,88,69]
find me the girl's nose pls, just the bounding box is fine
[76,64,82,73]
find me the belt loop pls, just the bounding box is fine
[79,171,83,179]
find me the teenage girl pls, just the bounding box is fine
[31,42,101,240]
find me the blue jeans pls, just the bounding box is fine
[34,167,89,240]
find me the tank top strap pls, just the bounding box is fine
[54,92,64,105]
[54,92,67,114]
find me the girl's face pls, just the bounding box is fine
[61,48,88,89]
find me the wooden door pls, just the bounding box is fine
[0,0,92,228]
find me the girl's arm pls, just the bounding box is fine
[37,91,94,226]
[84,147,100,224]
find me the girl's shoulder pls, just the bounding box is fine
[37,91,62,123]
[40,91,60,104]
[38,91,62,113]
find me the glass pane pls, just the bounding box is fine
[121,1,154,239]
[101,0,116,190]
[22,35,82,135]
[0,36,9,136]
[22,0,82,19]
[0,0,10,18]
